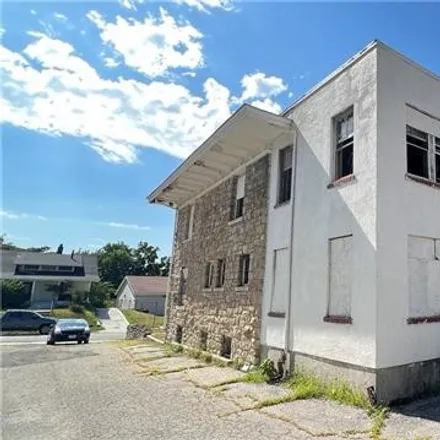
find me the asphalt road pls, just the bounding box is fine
[1,343,314,440]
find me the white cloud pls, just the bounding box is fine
[172,0,234,13]
[87,8,204,78]
[249,98,282,115]
[54,12,68,22]
[239,72,287,102]
[0,27,4,37]
[100,221,151,231]
[119,0,137,10]
[0,210,47,221]
[0,32,232,163]
[30,9,37,15]
[103,57,120,68]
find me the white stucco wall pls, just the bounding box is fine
[117,283,135,309]
[262,47,379,368]
[376,46,440,368]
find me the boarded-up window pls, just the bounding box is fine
[328,235,353,318]
[270,248,289,314]
[408,236,440,318]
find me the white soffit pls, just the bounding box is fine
[148,104,293,207]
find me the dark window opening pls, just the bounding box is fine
[204,263,214,288]
[234,197,244,219]
[238,254,250,286]
[175,325,183,344]
[215,259,226,288]
[231,175,245,220]
[200,330,208,351]
[220,335,232,359]
[278,146,293,204]
[335,109,354,180]
[23,265,39,271]
[58,266,74,272]
[407,125,429,179]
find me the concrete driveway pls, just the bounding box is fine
[96,307,128,336]
[2,341,439,440]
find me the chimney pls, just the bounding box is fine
[71,250,75,259]
[56,244,64,254]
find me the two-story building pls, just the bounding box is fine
[148,40,440,402]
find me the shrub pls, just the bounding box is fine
[1,280,27,309]
[69,304,85,314]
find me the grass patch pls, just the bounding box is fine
[288,371,370,409]
[122,310,164,329]
[242,368,269,384]
[51,308,102,331]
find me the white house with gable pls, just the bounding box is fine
[261,40,440,402]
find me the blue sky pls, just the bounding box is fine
[1,1,439,256]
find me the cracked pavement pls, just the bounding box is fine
[2,341,439,440]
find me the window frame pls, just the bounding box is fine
[333,107,354,181]
[23,264,39,271]
[407,125,440,184]
[204,262,214,289]
[215,259,226,288]
[238,254,250,287]
[232,175,245,220]
[277,145,293,204]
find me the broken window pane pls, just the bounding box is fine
[407,126,429,179]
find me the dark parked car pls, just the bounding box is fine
[0,310,56,334]
[47,319,90,345]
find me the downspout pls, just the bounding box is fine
[284,125,298,375]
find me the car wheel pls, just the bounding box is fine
[39,325,51,335]
[47,339,55,345]
[77,340,82,344]
[84,339,89,344]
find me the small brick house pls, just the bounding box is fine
[148,106,293,363]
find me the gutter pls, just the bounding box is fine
[284,126,299,373]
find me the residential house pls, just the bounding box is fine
[115,276,167,316]
[148,40,440,402]
[1,250,99,309]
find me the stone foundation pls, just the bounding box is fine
[166,155,270,364]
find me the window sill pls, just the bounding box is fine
[228,217,243,226]
[274,200,290,209]
[407,315,440,325]
[405,174,440,190]
[268,311,286,318]
[235,285,249,292]
[213,287,225,292]
[323,315,352,324]
[327,174,356,189]
[202,288,212,293]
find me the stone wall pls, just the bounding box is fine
[165,155,270,364]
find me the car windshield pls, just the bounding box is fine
[57,319,88,328]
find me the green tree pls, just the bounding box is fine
[132,241,160,275]
[88,281,114,308]
[97,241,170,288]
[159,256,171,276]
[1,279,27,309]
[98,242,134,287]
